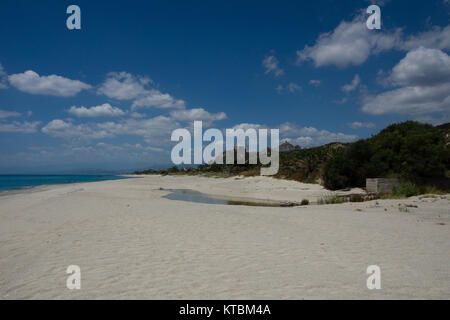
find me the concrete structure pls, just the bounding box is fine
[366,178,400,194]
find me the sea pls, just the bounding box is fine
[0,175,129,192]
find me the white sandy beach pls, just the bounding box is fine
[0,175,449,299]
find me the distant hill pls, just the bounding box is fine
[135,121,450,191]
[279,141,301,152]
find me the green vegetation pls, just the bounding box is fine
[300,199,309,205]
[135,121,450,194]
[392,182,419,197]
[323,121,449,190]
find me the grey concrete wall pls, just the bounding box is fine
[366,178,400,194]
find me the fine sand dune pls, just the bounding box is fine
[0,175,449,299]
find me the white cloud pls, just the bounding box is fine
[98,72,185,110]
[97,72,150,100]
[309,79,321,86]
[389,47,450,87]
[262,55,284,77]
[96,116,178,140]
[0,109,21,119]
[285,136,313,146]
[42,119,114,141]
[232,123,265,131]
[41,116,180,144]
[297,13,450,69]
[244,122,359,147]
[169,108,227,125]
[287,82,302,93]
[131,90,185,110]
[279,123,322,137]
[362,84,450,115]
[347,121,376,129]
[68,103,125,118]
[130,111,146,118]
[296,16,401,68]
[8,70,91,97]
[341,74,361,92]
[285,130,358,147]
[402,25,450,51]
[362,47,450,115]
[0,121,41,133]
[0,64,8,89]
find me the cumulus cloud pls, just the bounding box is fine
[347,121,376,129]
[68,103,125,118]
[362,47,450,115]
[8,70,91,97]
[296,12,450,69]
[341,74,361,92]
[97,72,150,100]
[98,72,185,110]
[169,108,227,126]
[309,79,321,86]
[97,116,178,141]
[402,25,450,51]
[0,64,8,89]
[0,109,21,119]
[0,121,41,133]
[131,90,185,110]
[389,47,450,87]
[279,122,358,146]
[41,116,180,143]
[42,119,114,141]
[262,55,284,77]
[296,15,401,68]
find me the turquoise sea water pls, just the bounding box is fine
[0,175,128,192]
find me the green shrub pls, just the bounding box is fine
[300,199,309,205]
[392,182,419,197]
[421,185,447,195]
[322,149,353,190]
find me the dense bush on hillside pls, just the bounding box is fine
[323,121,449,190]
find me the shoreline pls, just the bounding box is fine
[0,175,135,198]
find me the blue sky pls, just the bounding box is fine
[0,0,449,173]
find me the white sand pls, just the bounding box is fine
[0,175,449,299]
